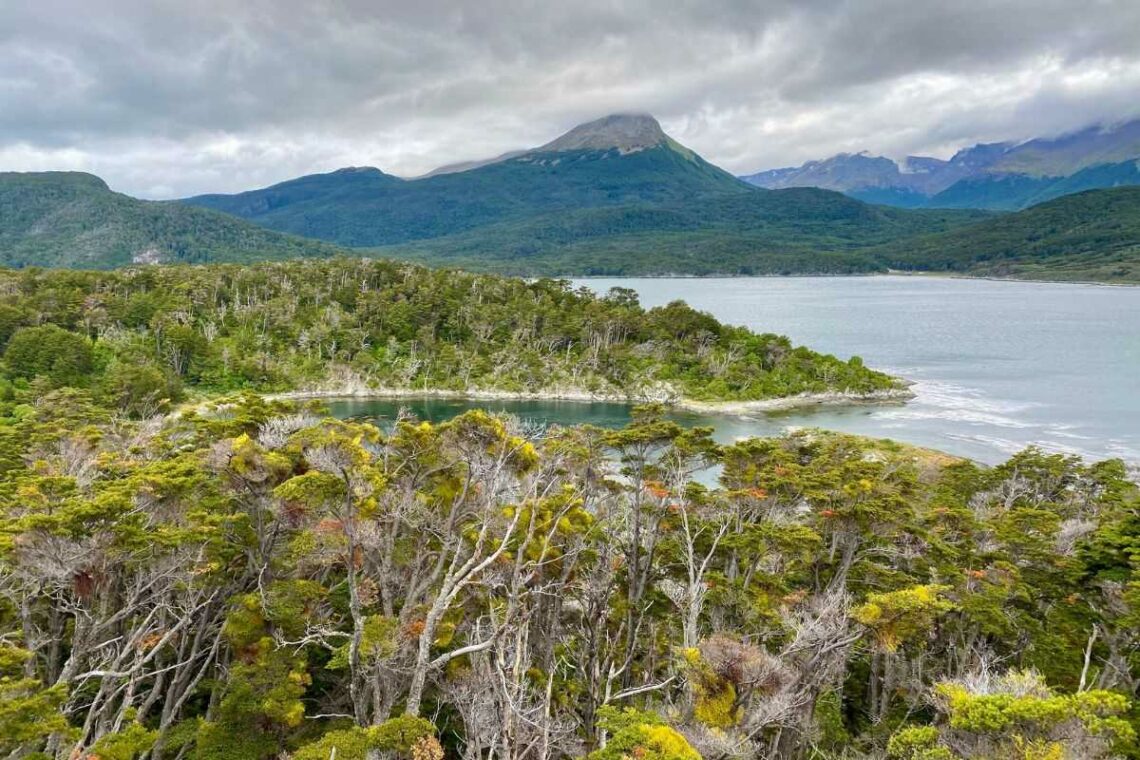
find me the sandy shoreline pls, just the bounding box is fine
[264,385,916,416]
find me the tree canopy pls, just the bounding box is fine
[1,390,1136,759]
[0,258,897,415]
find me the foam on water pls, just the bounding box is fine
[577,275,1140,469]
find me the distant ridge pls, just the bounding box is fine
[742,118,1140,210]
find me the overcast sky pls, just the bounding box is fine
[3,0,1139,198]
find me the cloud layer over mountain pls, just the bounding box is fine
[3,0,1139,197]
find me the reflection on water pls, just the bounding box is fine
[325,396,906,450]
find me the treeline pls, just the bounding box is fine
[0,258,893,417]
[2,394,1138,759]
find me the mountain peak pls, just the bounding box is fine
[538,113,667,154]
[331,166,387,176]
[0,171,111,193]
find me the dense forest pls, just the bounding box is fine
[0,258,1136,760]
[2,391,1138,760]
[870,187,1140,283]
[0,258,896,415]
[378,190,986,277]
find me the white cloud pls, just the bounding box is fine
[2,0,1138,197]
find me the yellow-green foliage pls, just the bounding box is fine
[936,680,1134,744]
[680,647,740,729]
[853,585,956,652]
[371,715,438,754]
[891,666,1139,759]
[887,726,954,759]
[443,409,539,474]
[0,646,72,755]
[329,614,399,671]
[361,614,400,660]
[293,717,439,760]
[510,485,593,564]
[1010,736,1065,760]
[88,721,158,760]
[193,649,310,760]
[588,707,702,760]
[292,728,371,760]
[888,671,1139,760]
[693,681,737,730]
[227,433,292,481]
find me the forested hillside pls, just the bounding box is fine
[379,189,988,276]
[0,258,896,413]
[0,260,1136,760]
[2,114,1136,283]
[872,187,1140,282]
[3,393,1137,759]
[185,141,751,248]
[0,172,344,269]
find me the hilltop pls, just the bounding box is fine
[0,171,344,268]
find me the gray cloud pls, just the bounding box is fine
[2,0,1138,197]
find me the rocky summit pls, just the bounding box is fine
[536,113,668,153]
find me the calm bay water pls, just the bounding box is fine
[328,276,1140,468]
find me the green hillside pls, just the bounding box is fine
[873,186,1140,282]
[924,160,1140,211]
[5,116,1138,284]
[379,188,990,275]
[186,142,749,247]
[0,171,344,269]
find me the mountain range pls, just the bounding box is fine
[741,120,1140,211]
[181,114,989,275]
[0,113,1138,282]
[184,115,754,248]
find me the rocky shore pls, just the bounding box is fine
[265,383,915,417]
